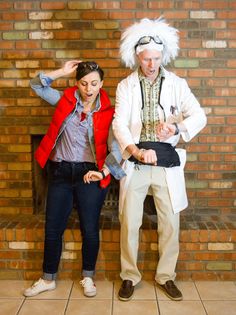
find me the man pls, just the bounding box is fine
[113,17,207,301]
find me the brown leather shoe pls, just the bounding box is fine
[156,280,183,301]
[118,280,134,301]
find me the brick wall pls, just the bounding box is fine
[0,0,236,216]
[0,214,235,280]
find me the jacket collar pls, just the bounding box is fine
[62,86,112,111]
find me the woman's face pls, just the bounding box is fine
[77,71,103,104]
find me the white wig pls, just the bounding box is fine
[120,17,179,69]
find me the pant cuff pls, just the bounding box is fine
[43,272,57,281]
[82,270,95,278]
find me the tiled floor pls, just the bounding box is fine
[0,280,236,315]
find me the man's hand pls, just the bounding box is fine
[156,122,177,141]
[126,144,157,165]
[139,149,157,165]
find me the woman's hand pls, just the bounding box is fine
[47,60,82,80]
[83,170,103,184]
[62,60,82,76]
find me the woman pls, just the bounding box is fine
[24,60,125,298]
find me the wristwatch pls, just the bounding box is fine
[173,122,180,135]
[99,170,106,179]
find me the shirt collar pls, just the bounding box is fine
[75,90,101,112]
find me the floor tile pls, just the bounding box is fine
[26,280,73,300]
[203,301,236,315]
[113,300,159,315]
[66,299,112,315]
[114,280,156,300]
[18,299,67,315]
[158,301,206,315]
[0,280,31,298]
[195,281,236,300]
[0,299,24,315]
[155,281,201,301]
[0,279,234,314]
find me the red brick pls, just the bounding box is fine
[186,262,205,271]
[109,12,135,19]
[178,252,194,260]
[41,2,66,10]
[215,69,236,77]
[190,231,200,242]
[210,145,234,153]
[2,12,27,20]
[192,272,218,281]
[95,2,120,9]
[16,41,41,49]
[81,12,109,20]
[199,154,222,162]
[203,1,229,9]
[217,11,236,19]
[64,230,74,241]
[196,190,221,197]
[121,1,140,9]
[148,1,174,9]
[188,69,214,77]
[54,31,81,40]
[208,200,233,207]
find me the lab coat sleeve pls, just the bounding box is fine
[112,80,135,157]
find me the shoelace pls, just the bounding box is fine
[80,278,95,287]
[31,278,54,289]
[30,279,42,289]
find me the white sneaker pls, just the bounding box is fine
[80,277,96,297]
[23,278,56,297]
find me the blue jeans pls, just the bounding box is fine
[42,160,107,280]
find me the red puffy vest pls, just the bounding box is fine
[35,86,114,188]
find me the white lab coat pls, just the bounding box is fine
[113,68,207,214]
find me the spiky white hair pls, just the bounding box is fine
[120,17,179,69]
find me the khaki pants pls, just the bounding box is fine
[119,165,180,285]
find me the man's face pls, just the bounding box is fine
[137,49,163,81]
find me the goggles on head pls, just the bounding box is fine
[135,35,163,49]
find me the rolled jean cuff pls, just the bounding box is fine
[82,270,95,278]
[43,272,57,281]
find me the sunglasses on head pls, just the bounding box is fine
[83,61,98,70]
[135,35,163,49]
[80,61,99,71]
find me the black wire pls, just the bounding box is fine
[139,76,166,121]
